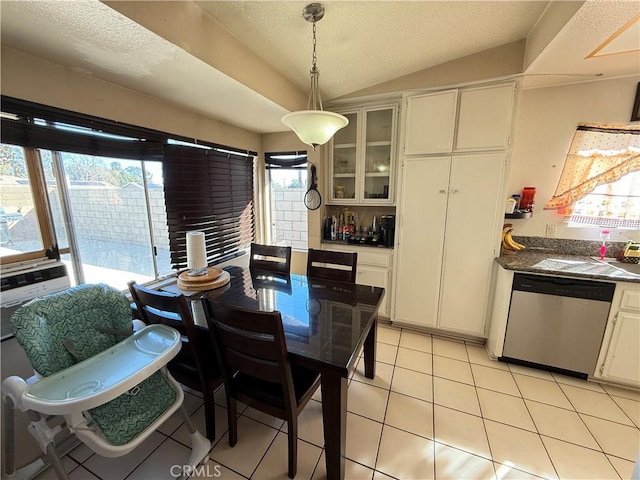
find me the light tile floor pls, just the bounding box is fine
[38,325,639,479]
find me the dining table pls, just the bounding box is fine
[164,265,384,480]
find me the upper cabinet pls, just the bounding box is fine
[403,83,515,155]
[404,90,458,155]
[456,84,515,151]
[328,105,398,205]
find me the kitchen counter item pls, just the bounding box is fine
[322,239,392,249]
[623,242,640,262]
[381,215,395,247]
[495,251,640,283]
[177,269,230,291]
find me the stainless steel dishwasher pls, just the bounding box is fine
[501,273,615,378]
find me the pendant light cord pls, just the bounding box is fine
[308,19,323,111]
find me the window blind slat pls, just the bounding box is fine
[163,144,255,269]
[0,118,165,160]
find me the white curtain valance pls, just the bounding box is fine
[544,124,640,210]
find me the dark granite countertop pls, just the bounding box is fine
[496,251,640,283]
[321,239,393,250]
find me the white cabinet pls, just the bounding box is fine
[394,153,505,335]
[403,83,515,155]
[404,91,458,155]
[455,84,514,151]
[394,81,515,337]
[321,245,392,318]
[595,284,640,387]
[329,105,398,204]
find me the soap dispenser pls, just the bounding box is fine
[599,229,610,259]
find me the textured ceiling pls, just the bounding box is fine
[195,1,549,99]
[524,1,640,84]
[1,1,639,135]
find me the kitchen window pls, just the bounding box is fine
[545,123,640,229]
[265,151,308,250]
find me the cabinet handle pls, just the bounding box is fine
[450,189,459,194]
[438,189,447,194]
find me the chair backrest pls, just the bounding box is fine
[306,248,358,283]
[204,301,296,412]
[128,281,195,338]
[11,284,133,377]
[128,281,207,381]
[250,242,292,274]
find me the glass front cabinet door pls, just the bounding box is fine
[329,105,397,204]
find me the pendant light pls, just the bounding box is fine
[281,3,348,150]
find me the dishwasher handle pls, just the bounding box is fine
[512,273,615,302]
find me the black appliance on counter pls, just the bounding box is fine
[380,215,395,247]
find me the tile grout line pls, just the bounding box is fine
[508,364,563,480]
[600,386,640,429]
[552,376,614,461]
[370,325,399,478]
[429,332,437,480]
[463,340,499,480]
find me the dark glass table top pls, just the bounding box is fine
[165,266,384,376]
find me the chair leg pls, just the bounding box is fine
[179,404,197,435]
[203,390,216,441]
[179,405,212,470]
[46,442,69,480]
[227,397,237,447]
[287,418,297,479]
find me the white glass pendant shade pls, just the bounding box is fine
[282,110,348,148]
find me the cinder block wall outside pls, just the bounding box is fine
[1,185,168,249]
[271,186,307,251]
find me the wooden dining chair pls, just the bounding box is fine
[250,242,292,274]
[204,301,321,479]
[128,281,223,441]
[306,248,358,283]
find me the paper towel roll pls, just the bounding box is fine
[186,231,207,269]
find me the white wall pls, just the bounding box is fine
[1,47,262,153]
[508,75,640,242]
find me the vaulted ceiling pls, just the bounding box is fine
[1,1,638,134]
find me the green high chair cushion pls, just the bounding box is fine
[88,371,177,446]
[11,284,133,377]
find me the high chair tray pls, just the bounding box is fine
[18,325,181,414]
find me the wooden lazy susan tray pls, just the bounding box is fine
[177,267,230,291]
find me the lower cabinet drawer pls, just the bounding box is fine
[357,266,390,317]
[357,266,388,287]
[620,289,640,311]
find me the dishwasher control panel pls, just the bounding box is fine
[513,274,615,302]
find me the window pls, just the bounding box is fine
[545,124,640,229]
[0,144,52,260]
[567,170,640,228]
[1,96,257,289]
[39,150,172,288]
[265,152,308,250]
[163,144,255,269]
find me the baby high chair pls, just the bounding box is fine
[1,284,210,480]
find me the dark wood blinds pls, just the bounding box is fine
[163,144,255,269]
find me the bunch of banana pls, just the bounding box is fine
[502,224,526,252]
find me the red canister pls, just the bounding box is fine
[520,187,536,211]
